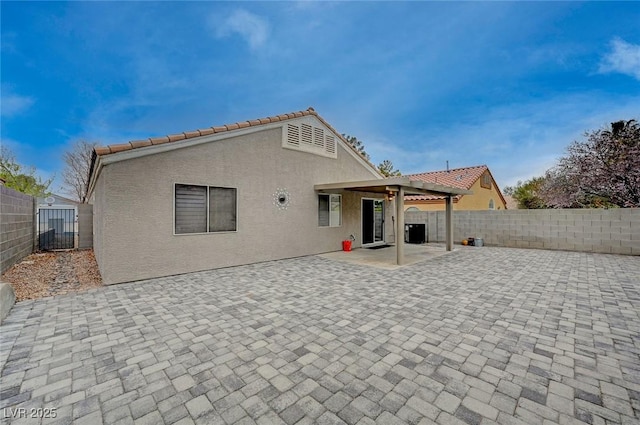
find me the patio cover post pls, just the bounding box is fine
[446,195,453,251]
[396,186,405,265]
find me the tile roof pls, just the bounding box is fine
[93,107,335,156]
[404,165,489,201]
[87,107,384,195]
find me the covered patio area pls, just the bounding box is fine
[315,176,471,265]
[318,242,456,270]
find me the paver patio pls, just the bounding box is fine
[0,247,638,425]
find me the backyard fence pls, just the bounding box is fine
[405,208,640,255]
[1,186,95,274]
[1,186,36,273]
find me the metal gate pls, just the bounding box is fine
[38,208,75,250]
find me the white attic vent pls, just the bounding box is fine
[283,117,337,159]
[286,124,300,146]
[325,135,335,154]
[314,127,324,148]
[301,124,313,145]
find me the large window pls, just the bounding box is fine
[175,184,237,234]
[318,194,341,227]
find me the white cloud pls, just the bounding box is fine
[598,37,640,80]
[214,9,270,50]
[1,92,34,117]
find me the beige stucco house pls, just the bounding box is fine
[87,108,467,284]
[405,165,507,211]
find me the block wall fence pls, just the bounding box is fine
[405,208,640,255]
[0,186,36,273]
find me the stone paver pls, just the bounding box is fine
[0,247,638,424]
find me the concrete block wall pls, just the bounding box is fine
[405,208,640,255]
[77,204,93,249]
[1,186,35,273]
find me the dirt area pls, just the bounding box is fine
[1,250,103,302]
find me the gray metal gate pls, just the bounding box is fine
[38,208,75,250]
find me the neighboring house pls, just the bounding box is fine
[87,108,467,285]
[405,165,507,211]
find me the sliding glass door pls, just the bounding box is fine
[362,198,384,245]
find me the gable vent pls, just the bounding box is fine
[287,124,300,146]
[314,127,324,148]
[301,123,313,145]
[283,120,337,159]
[325,135,335,154]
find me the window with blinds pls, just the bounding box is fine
[318,194,341,227]
[175,184,237,234]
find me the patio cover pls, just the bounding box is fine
[314,177,472,265]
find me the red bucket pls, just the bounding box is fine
[342,240,352,252]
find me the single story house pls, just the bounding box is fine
[404,165,507,211]
[87,108,468,284]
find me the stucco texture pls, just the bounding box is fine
[93,126,385,284]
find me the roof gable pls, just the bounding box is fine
[94,108,321,156]
[405,165,506,206]
[406,165,488,190]
[87,107,383,196]
[281,114,339,159]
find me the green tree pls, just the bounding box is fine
[0,146,52,196]
[342,134,370,160]
[377,159,401,177]
[503,177,548,209]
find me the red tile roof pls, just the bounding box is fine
[93,107,339,156]
[405,165,489,201]
[87,108,383,194]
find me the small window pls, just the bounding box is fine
[481,172,492,189]
[175,184,237,234]
[489,199,495,210]
[318,194,341,227]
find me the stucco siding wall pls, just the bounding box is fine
[405,208,640,255]
[0,186,35,273]
[91,173,106,275]
[457,179,505,210]
[97,127,383,284]
[77,204,93,249]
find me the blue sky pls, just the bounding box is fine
[2,1,639,193]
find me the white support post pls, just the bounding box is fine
[446,195,453,251]
[396,186,405,265]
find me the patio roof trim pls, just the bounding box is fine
[314,177,472,197]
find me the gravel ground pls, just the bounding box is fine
[1,249,102,301]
